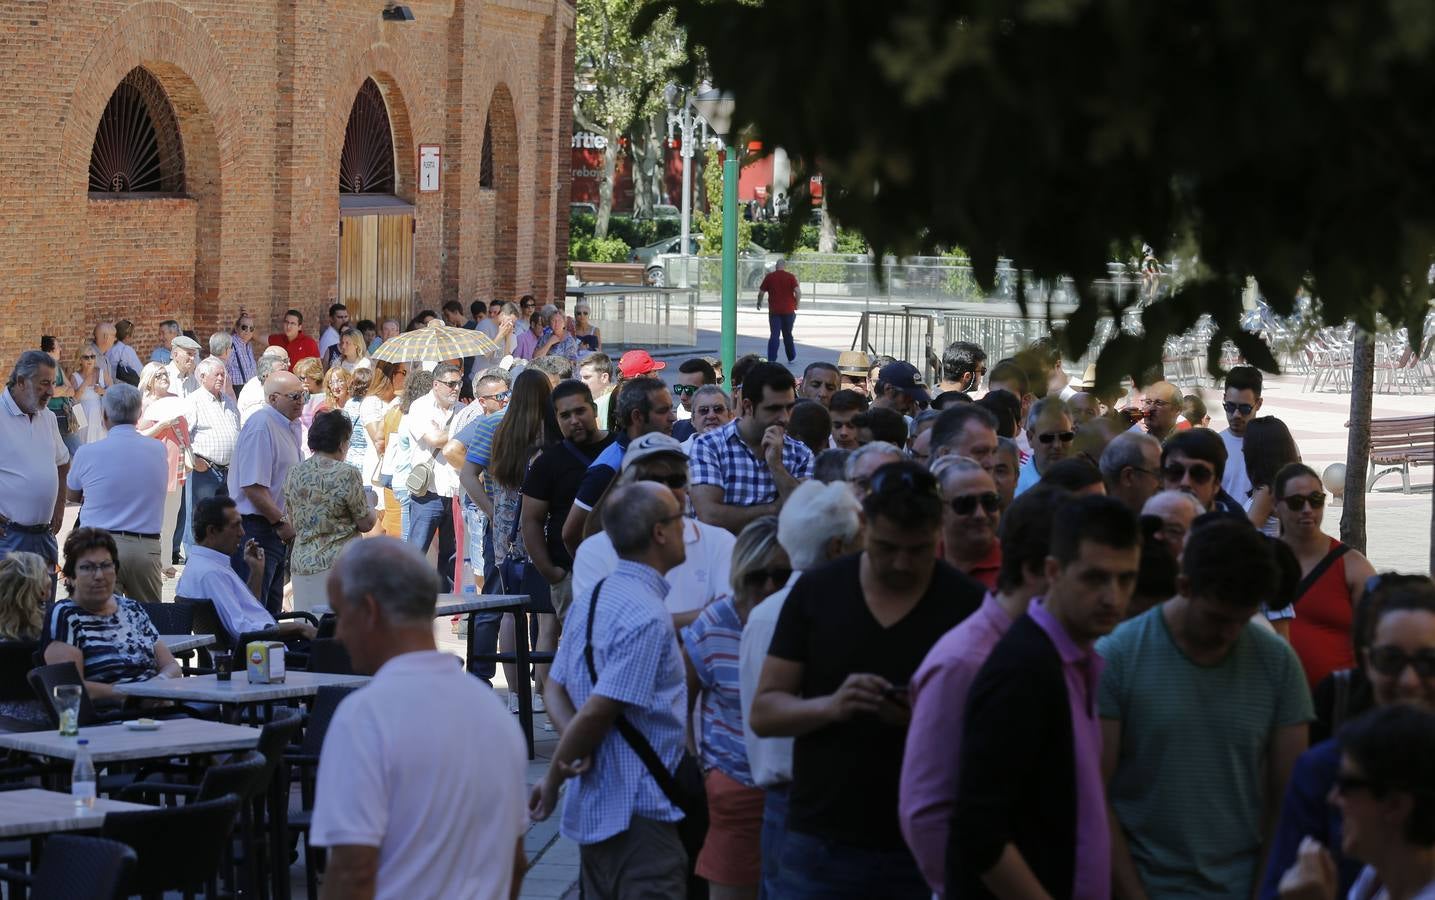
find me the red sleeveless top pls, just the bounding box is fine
[1290,538,1354,689]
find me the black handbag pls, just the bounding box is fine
[584,579,710,869]
[494,486,551,608]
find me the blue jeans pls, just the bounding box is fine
[767,312,796,362]
[393,487,410,539]
[759,785,790,900]
[182,465,228,554]
[0,528,58,600]
[232,515,287,617]
[775,830,929,899]
[406,492,456,592]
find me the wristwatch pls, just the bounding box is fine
[269,516,287,528]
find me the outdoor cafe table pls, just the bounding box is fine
[0,788,153,840]
[111,671,370,723]
[433,593,542,757]
[159,634,216,654]
[0,718,259,765]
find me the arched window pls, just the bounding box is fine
[479,117,494,189]
[89,68,185,194]
[340,79,396,194]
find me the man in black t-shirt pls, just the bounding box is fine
[749,459,984,899]
[520,380,615,626]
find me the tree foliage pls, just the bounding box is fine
[643,0,1435,386]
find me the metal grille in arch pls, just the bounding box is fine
[88,68,185,194]
[340,79,397,194]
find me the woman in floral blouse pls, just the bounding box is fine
[283,410,377,612]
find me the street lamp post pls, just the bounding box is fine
[664,85,706,288]
[692,89,737,375]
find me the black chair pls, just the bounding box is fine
[139,602,194,635]
[101,793,241,899]
[255,711,305,899]
[0,640,46,732]
[304,638,352,675]
[27,662,115,727]
[285,684,360,898]
[0,834,135,900]
[118,752,269,896]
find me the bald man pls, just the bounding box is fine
[229,370,305,614]
[1137,381,1183,442]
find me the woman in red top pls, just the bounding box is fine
[1276,463,1375,689]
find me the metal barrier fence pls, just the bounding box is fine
[563,284,698,351]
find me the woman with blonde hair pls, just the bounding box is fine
[337,327,370,373]
[0,551,46,642]
[136,362,188,573]
[71,341,108,444]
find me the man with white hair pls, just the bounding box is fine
[1142,489,1205,564]
[164,334,202,398]
[1014,396,1075,497]
[313,536,528,898]
[64,383,168,601]
[1101,431,1163,515]
[0,351,70,571]
[681,384,733,455]
[183,356,240,553]
[844,440,906,499]
[738,479,864,898]
[238,347,291,425]
[229,370,305,614]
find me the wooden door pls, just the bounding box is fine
[339,212,413,323]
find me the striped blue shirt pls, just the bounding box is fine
[49,595,160,685]
[550,560,686,844]
[681,596,754,785]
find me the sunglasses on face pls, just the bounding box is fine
[81,354,96,360]
[949,492,1000,516]
[695,405,727,417]
[1163,461,1214,484]
[437,379,464,389]
[1368,645,1435,678]
[1223,401,1254,416]
[239,324,255,331]
[480,391,511,403]
[641,472,689,490]
[1281,492,1326,511]
[1037,431,1075,445]
[743,567,792,588]
[672,384,700,397]
[275,390,309,403]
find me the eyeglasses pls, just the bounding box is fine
[479,391,510,404]
[437,379,464,389]
[949,492,1000,516]
[238,324,255,332]
[75,561,116,576]
[672,384,700,397]
[1037,431,1075,445]
[695,405,728,416]
[1163,461,1214,484]
[81,354,96,360]
[641,472,689,490]
[576,310,590,316]
[1367,645,1435,679]
[1281,492,1326,511]
[743,567,793,587]
[1143,398,1172,409]
[1222,401,1254,416]
[275,390,308,403]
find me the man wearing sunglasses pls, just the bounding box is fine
[1161,428,1245,516]
[933,456,1003,591]
[671,357,717,443]
[1218,366,1264,503]
[228,370,305,614]
[1014,396,1075,498]
[1099,518,1312,899]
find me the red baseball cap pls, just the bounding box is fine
[618,350,666,378]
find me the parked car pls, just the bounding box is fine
[629,234,697,267]
[569,202,598,218]
[648,239,779,288]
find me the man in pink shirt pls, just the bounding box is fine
[898,485,1067,896]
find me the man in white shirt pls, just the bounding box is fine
[184,357,241,555]
[572,433,736,630]
[238,349,291,426]
[65,384,168,602]
[1219,365,1263,503]
[162,335,201,399]
[317,302,349,367]
[404,362,464,591]
[229,371,304,615]
[313,537,528,899]
[0,351,71,574]
[178,496,317,645]
[737,479,863,898]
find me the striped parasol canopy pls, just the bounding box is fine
[369,320,500,363]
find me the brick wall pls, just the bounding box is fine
[0,0,574,367]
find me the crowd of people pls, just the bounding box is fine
[2,304,1433,900]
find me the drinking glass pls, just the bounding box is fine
[53,685,82,737]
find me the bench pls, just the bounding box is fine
[571,261,647,285]
[1368,414,1435,493]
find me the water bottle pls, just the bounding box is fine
[71,739,96,809]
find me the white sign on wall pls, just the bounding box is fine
[419,144,442,193]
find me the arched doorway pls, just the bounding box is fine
[338,78,413,325]
[483,85,519,300]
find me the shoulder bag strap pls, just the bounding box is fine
[561,439,594,469]
[1294,542,1353,605]
[583,579,686,807]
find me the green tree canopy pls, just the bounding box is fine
[644,0,1435,383]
